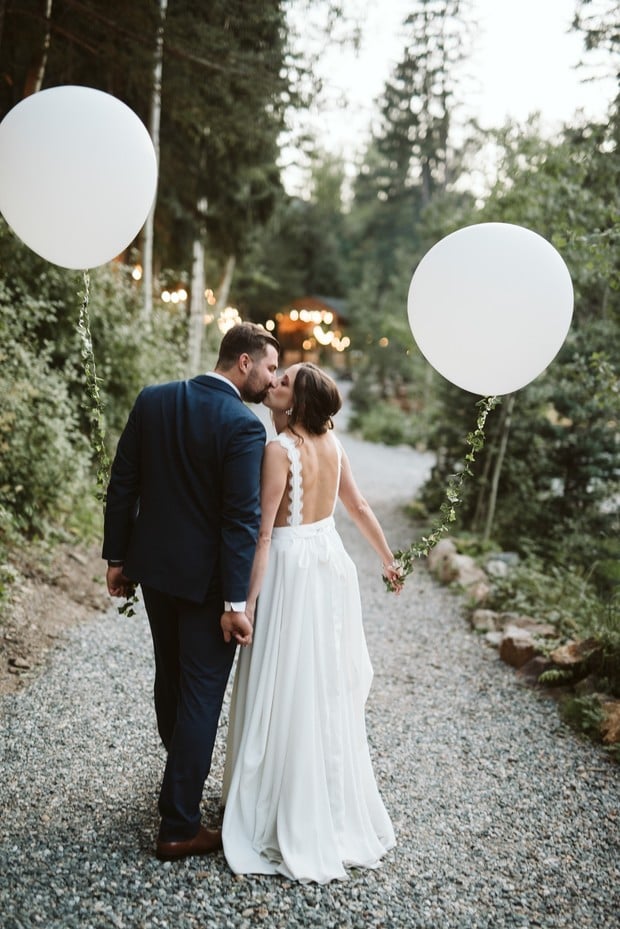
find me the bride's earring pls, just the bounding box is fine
[285,407,293,416]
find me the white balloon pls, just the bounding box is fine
[408,222,574,396]
[0,86,157,269]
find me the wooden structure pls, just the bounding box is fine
[272,295,349,368]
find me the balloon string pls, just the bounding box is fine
[385,395,501,591]
[77,269,110,503]
[77,272,138,618]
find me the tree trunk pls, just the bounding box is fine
[186,196,209,374]
[471,438,494,533]
[482,393,516,544]
[214,255,237,315]
[187,235,206,375]
[23,0,53,97]
[142,0,168,321]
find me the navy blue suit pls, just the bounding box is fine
[103,375,266,840]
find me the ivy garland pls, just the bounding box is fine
[384,394,501,591]
[77,271,110,500]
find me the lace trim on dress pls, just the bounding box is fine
[276,433,303,526]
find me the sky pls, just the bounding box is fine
[283,0,616,194]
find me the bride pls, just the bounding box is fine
[221,362,403,883]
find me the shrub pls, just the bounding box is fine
[484,554,607,641]
[0,340,91,537]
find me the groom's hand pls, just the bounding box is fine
[221,610,253,647]
[106,565,134,599]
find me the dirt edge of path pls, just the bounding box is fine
[0,541,110,697]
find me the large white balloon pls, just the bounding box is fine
[0,86,157,269]
[408,222,574,396]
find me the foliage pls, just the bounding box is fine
[484,554,609,640]
[0,224,92,541]
[589,592,620,695]
[158,0,292,264]
[85,264,187,446]
[349,402,424,448]
[233,155,350,321]
[561,693,620,762]
[77,273,109,500]
[573,0,620,78]
[0,333,92,539]
[375,0,473,204]
[0,220,185,552]
[560,695,606,739]
[0,0,306,274]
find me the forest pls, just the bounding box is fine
[0,1,618,748]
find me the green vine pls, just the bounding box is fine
[77,271,110,500]
[117,595,138,618]
[385,395,501,591]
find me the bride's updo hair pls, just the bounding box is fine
[288,363,342,436]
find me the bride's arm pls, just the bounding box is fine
[245,442,289,621]
[338,448,403,591]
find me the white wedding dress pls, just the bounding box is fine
[222,432,395,883]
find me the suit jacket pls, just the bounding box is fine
[102,375,266,604]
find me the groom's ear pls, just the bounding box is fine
[238,353,251,373]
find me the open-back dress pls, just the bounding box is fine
[221,432,395,883]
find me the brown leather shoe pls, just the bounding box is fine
[156,825,223,862]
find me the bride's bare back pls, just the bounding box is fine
[272,429,340,527]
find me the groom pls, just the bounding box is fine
[102,322,279,861]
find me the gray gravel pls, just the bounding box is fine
[1,415,619,929]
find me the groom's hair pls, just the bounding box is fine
[216,322,280,369]
[289,363,342,436]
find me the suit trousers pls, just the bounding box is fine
[142,585,237,841]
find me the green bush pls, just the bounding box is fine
[349,399,434,448]
[560,695,606,739]
[0,341,91,537]
[86,264,187,447]
[484,554,608,640]
[0,219,187,550]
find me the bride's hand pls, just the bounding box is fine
[382,560,404,593]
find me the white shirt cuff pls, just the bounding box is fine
[224,601,246,612]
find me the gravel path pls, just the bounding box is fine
[1,412,618,929]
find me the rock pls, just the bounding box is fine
[495,615,557,638]
[488,551,520,566]
[467,580,491,604]
[497,611,522,627]
[499,626,537,669]
[485,630,503,648]
[471,609,499,632]
[8,656,31,670]
[451,553,487,588]
[485,558,510,578]
[574,675,603,697]
[517,655,553,685]
[427,538,458,583]
[549,638,599,668]
[600,700,620,745]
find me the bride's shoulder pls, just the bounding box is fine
[327,429,343,452]
[265,434,293,460]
